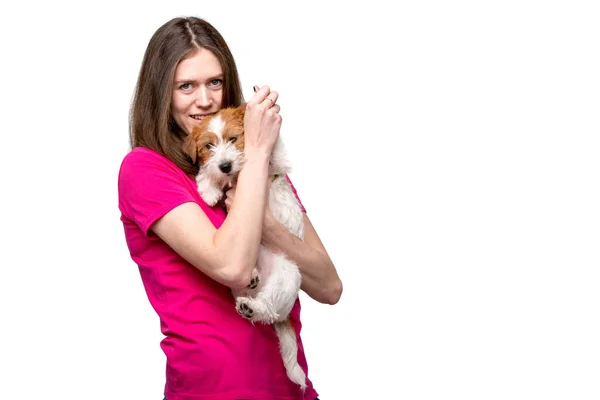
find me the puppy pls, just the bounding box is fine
[183,105,307,390]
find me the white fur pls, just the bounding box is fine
[193,127,306,390]
[274,321,306,390]
[207,114,225,137]
[193,115,244,206]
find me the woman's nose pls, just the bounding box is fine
[194,87,212,108]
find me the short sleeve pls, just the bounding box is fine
[285,174,306,213]
[118,149,197,236]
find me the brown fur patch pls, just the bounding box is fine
[182,105,247,165]
[184,121,218,165]
[220,106,246,152]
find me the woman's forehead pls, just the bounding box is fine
[175,48,223,80]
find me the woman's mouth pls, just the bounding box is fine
[190,113,214,121]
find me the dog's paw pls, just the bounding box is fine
[197,177,223,207]
[236,298,254,319]
[201,188,223,207]
[235,297,279,324]
[247,269,260,289]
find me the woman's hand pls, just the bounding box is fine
[243,85,282,158]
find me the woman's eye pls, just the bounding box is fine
[209,79,223,87]
[179,83,192,90]
[229,136,237,143]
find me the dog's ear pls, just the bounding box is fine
[182,131,198,164]
[234,103,246,122]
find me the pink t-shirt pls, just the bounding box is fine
[118,147,317,400]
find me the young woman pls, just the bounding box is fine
[118,16,342,400]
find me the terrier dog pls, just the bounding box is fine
[182,105,307,390]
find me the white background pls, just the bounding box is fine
[1,1,599,399]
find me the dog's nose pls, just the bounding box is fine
[219,162,232,173]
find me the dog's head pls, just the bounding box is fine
[183,105,246,181]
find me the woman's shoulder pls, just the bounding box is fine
[118,146,194,192]
[121,146,173,169]
[119,147,188,179]
[118,146,200,223]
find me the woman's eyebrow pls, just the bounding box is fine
[174,74,223,84]
[174,78,198,84]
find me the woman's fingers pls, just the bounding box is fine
[264,91,278,108]
[250,85,270,105]
[268,104,281,115]
[253,85,278,109]
[224,187,235,212]
[244,84,282,156]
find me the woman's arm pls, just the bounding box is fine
[261,212,343,305]
[152,155,270,288]
[222,178,343,304]
[152,87,281,289]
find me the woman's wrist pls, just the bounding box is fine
[244,146,273,162]
[239,150,270,181]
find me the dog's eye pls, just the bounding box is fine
[229,136,237,144]
[205,143,214,150]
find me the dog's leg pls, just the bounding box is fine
[196,173,224,206]
[267,255,302,320]
[247,267,260,289]
[235,295,277,322]
[235,249,301,324]
[230,267,261,301]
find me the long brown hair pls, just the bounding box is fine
[129,17,244,176]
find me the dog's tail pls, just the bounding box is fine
[273,319,306,390]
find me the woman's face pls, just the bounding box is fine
[171,48,224,135]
